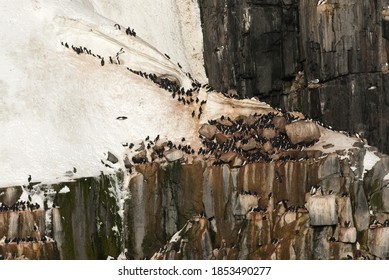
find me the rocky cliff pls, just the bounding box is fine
[1,0,389,261]
[1,123,389,260]
[198,0,389,154]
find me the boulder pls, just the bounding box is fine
[262,128,277,139]
[241,138,257,151]
[220,152,237,163]
[262,141,273,153]
[164,149,183,162]
[198,124,217,140]
[215,133,231,145]
[107,151,119,164]
[272,116,287,133]
[233,131,245,139]
[1,186,23,207]
[285,120,321,144]
[231,155,245,168]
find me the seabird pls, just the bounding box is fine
[164,53,170,59]
[114,23,121,30]
[101,57,105,66]
[341,191,349,197]
[310,185,319,195]
[116,116,128,120]
[28,175,31,182]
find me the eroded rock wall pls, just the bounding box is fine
[2,145,387,259]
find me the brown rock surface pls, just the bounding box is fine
[285,121,320,144]
[198,124,217,140]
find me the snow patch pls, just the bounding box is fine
[362,151,380,178]
[0,0,202,188]
[112,225,119,234]
[59,186,70,194]
[117,249,128,260]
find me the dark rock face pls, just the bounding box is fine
[198,0,389,153]
[198,0,300,99]
[107,151,119,164]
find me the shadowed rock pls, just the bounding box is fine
[107,151,119,164]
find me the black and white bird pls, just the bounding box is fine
[310,185,320,195]
[116,116,128,120]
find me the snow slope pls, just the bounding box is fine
[0,0,273,188]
